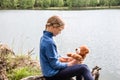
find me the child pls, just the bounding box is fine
[39,15,93,80]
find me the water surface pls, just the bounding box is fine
[0,10,120,80]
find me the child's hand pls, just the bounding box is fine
[67,59,80,66]
[59,57,70,62]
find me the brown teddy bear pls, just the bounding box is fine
[67,45,89,61]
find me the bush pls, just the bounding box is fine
[7,66,40,80]
[0,44,40,80]
[0,0,18,9]
[41,0,51,8]
[18,0,35,9]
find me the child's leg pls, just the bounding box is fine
[47,64,93,80]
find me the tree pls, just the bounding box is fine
[34,0,42,7]
[0,0,2,8]
[63,0,68,6]
[78,0,89,7]
[116,0,120,5]
[99,0,105,6]
[11,0,18,9]
[110,0,120,6]
[41,0,51,8]
[58,0,64,7]
[51,0,58,7]
[89,0,98,7]
[50,0,64,7]
[0,0,18,9]
[18,0,35,9]
[66,0,73,8]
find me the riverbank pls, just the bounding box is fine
[37,6,120,10]
[0,6,120,10]
[0,44,41,80]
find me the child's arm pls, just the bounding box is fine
[59,57,73,62]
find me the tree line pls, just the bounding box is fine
[0,0,120,9]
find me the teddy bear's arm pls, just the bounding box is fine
[59,57,73,62]
[67,53,83,61]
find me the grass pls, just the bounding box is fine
[7,66,40,80]
[0,53,41,80]
[0,43,42,80]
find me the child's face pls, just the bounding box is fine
[52,26,64,36]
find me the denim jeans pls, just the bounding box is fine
[45,64,93,80]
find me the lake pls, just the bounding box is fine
[0,10,120,80]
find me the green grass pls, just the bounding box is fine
[2,54,41,80]
[7,66,40,80]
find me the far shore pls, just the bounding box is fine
[0,6,120,10]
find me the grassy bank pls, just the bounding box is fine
[1,6,120,10]
[1,54,42,80]
[42,6,120,10]
[0,44,41,80]
[7,55,41,80]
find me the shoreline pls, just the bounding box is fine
[0,6,120,10]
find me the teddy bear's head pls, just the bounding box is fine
[75,45,89,57]
[66,45,89,61]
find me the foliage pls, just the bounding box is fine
[78,0,89,7]
[8,67,31,80]
[34,0,42,7]
[0,0,18,9]
[99,0,105,6]
[0,44,41,80]
[18,0,35,9]
[6,54,41,80]
[63,0,68,6]
[0,0,120,9]
[51,0,63,7]
[89,0,98,7]
[7,66,40,80]
[66,0,72,9]
[58,0,64,7]
[41,0,51,8]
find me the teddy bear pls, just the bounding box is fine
[67,45,89,61]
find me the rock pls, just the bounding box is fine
[91,66,101,80]
[0,44,15,57]
[20,75,45,80]
[0,43,41,80]
[0,44,14,80]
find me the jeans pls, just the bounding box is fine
[45,64,93,80]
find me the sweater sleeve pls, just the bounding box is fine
[45,42,67,69]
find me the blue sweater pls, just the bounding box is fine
[40,31,67,77]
